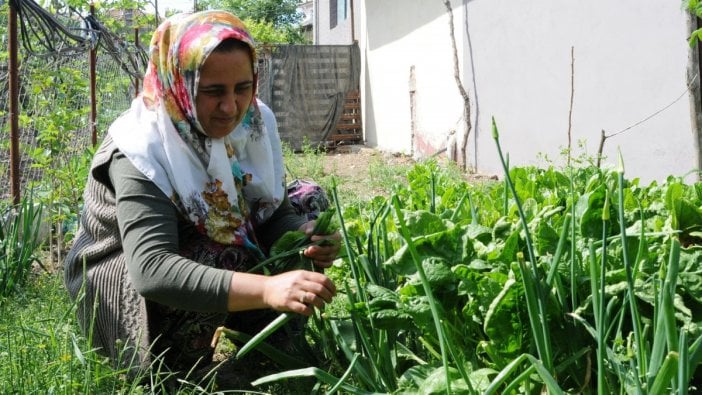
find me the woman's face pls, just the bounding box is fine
[195,48,254,139]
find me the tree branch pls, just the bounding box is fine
[443,0,472,171]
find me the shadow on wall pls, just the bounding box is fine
[363,51,376,146]
[364,0,447,51]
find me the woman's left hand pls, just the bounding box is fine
[298,220,341,269]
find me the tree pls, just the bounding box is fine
[196,0,306,44]
[243,18,305,44]
[198,0,302,28]
[443,0,472,171]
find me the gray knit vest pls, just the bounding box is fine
[64,135,152,372]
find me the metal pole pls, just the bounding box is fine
[9,0,20,204]
[90,3,97,146]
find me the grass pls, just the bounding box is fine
[0,272,112,393]
[282,139,328,184]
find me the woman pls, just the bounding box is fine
[64,10,339,378]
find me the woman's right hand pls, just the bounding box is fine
[228,270,336,316]
[264,270,336,316]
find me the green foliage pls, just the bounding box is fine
[95,0,159,31]
[0,273,228,393]
[197,0,307,44]
[5,151,702,392]
[22,63,95,251]
[5,2,701,387]
[197,0,303,27]
[282,139,326,181]
[256,153,702,393]
[243,17,307,44]
[576,183,620,239]
[666,179,702,246]
[1,0,140,252]
[0,196,43,297]
[686,0,702,46]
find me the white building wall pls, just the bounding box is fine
[361,0,465,155]
[315,0,361,45]
[362,0,698,183]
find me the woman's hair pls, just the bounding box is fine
[213,38,252,54]
[212,38,254,72]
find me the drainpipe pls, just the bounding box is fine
[350,0,355,43]
[314,0,319,44]
[689,14,702,175]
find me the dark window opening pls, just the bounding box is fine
[330,0,338,29]
[330,0,348,30]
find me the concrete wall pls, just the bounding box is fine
[361,0,699,183]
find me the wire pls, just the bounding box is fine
[607,73,699,138]
[9,0,147,77]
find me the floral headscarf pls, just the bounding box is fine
[109,10,285,250]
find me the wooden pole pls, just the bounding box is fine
[9,0,20,204]
[134,27,140,97]
[154,0,160,24]
[90,3,97,146]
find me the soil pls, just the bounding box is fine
[322,144,416,179]
[320,144,498,192]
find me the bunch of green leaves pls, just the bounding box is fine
[252,207,339,274]
[214,208,340,365]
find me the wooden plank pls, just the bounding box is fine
[272,109,333,118]
[337,123,362,131]
[330,133,362,141]
[339,114,360,121]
